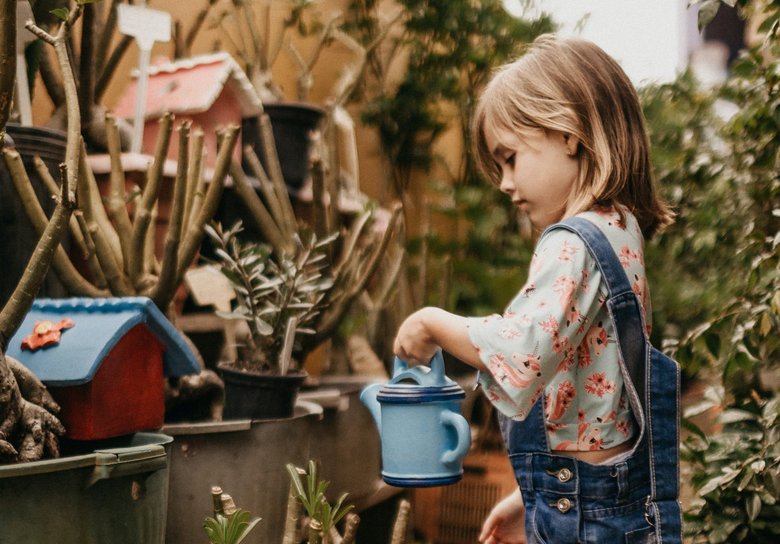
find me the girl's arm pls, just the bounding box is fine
[393,307,486,371]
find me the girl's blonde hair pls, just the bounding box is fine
[474,34,674,239]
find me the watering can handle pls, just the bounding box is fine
[440,410,471,465]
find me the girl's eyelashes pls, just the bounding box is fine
[504,153,516,167]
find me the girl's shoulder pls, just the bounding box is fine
[574,205,645,251]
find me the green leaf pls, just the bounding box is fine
[50,7,69,20]
[697,0,723,31]
[719,409,758,425]
[746,493,762,521]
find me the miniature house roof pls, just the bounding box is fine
[6,297,201,386]
[112,52,263,120]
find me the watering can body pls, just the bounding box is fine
[360,352,471,487]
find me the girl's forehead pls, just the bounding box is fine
[484,121,542,149]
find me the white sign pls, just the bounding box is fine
[117,4,171,50]
[117,4,172,153]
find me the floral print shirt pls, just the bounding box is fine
[467,207,651,451]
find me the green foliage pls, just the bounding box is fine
[682,389,780,542]
[351,1,552,317]
[638,1,780,541]
[286,460,354,541]
[359,0,555,194]
[203,509,261,544]
[206,222,337,373]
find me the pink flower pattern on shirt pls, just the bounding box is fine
[467,207,648,451]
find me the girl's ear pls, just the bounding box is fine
[563,133,580,156]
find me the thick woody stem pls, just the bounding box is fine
[0,165,77,351]
[282,485,302,544]
[3,149,107,298]
[341,513,360,544]
[390,499,411,544]
[94,0,118,77]
[33,156,88,259]
[151,122,190,309]
[312,202,401,347]
[174,126,239,286]
[79,3,95,127]
[230,161,289,258]
[311,158,329,241]
[182,129,204,234]
[37,48,65,109]
[243,145,290,238]
[259,113,298,233]
[95,35,131,102]
[0,0,15,134]
[105,113,134,268]
[77,143,131,295]
[130,112,173,289]
[79,140,124,263]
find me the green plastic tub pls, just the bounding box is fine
[0,432,173,544]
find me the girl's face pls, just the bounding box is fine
[485,124,579,230]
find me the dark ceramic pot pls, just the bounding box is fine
[219,363,308,420]
[241,102,326,192]
[0,124,69,306]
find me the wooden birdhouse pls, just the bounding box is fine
[6,297,202,441]
[112,52,262,168]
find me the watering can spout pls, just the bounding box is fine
[360,383,383,429]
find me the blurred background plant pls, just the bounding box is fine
[641,1,780,541]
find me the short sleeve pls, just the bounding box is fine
[467,230,605,419]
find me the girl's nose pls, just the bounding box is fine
[498,173,514,195]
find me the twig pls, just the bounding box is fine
[259,113,298,233]
[243,145,289,238]
[77,143,131,295]
[95,34,131,102]
[129,112,173,289]
[151,122,190,308]
[174,125,239,287]
[105,113,134,267]
[230,160,289,257]
[182,128,204,234]
[2,149,106,298]
[0,5,84,349]
[0,0,15,133]
[32,156,88,259]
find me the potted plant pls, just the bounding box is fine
[206,0,329,192]
[205,220,337,420]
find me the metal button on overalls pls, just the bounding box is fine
[555,498,572,513]
[557,468,573,482]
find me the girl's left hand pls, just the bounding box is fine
[393,308,439,364]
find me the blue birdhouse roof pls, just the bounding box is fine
[6,297,201,386]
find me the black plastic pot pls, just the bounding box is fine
[0,124,69,306]
[219,363,308,420]
[241,102,325,192]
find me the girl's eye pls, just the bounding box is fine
[504,154,515,167]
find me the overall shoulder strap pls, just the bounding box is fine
[543,217,649,434]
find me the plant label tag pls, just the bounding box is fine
[117,4,171,153]
[185,266,235,312]
[117,4,171,51]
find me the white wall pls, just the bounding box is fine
[504,0,701,85]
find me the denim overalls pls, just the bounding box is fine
[499,217,683,543]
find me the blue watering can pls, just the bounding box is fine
[360,351,471,487]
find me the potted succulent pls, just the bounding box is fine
[205,220,337,420]
[206,0,329,192]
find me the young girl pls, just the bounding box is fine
[394,35,682,543]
